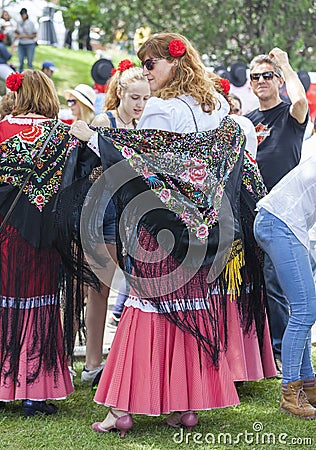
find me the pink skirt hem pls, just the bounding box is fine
[94,306,240,415]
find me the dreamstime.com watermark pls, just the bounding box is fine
[172,421,313,446]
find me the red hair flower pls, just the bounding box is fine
[219,77,231,94]
[168,39,186,57]
[117,59,134,71]
[6,72,24,91]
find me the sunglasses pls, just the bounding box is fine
[67,99,77,106]
[250,71,280,81]
[141,58,164,71]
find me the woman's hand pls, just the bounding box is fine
[70,120,95,142]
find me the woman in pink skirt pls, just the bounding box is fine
[72,32,273,437]
[0,70,98,416]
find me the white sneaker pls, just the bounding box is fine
[81,363,105,382]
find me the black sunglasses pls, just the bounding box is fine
[141,58,164,71]
[67,99,77,106]
[250,71,280,81]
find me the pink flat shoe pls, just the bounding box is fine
[164,410,198,431]
[92,409,133,438]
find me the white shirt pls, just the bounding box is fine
[137,94,229,132]
[301,133,316,161]
[89,93,230,154]
[257,153,316,249]
[231,114,257,158]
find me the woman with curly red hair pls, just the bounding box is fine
[71,32,272,437]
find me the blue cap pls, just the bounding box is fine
[42,61,57,71]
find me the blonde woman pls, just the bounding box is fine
[92,59,150,129]
[64,83,96,125]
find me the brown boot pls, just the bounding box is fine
[303,376,316,407]
[280,379,316,419]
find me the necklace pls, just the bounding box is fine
[116,110,133,127]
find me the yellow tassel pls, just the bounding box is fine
[224,247,244,301]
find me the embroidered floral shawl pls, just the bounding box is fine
[80,117,268,365]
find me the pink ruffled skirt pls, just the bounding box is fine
[94,306,240,415]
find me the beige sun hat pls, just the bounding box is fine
[64,84,96,111]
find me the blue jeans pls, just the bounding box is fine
[264,253,289,360]
[254,208,316,383]
[113,277,129,316]
[18,43,36,72]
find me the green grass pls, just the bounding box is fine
[1,352,315,450]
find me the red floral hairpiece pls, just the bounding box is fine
[219,77,231,94]
[168,39,186,57]
[6,72,24,91]
[111,59,135,75]
[0,33,6,41]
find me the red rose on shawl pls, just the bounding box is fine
[20,125,43,143]
[6,73,24,91]
[35,194,45,206]
[219,78,231,94]
[159,188,171,203]
[188,164,207,184]
[196,223,209,240]
[121,146,135,159]
[168,39,186,57]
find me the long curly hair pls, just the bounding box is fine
[137,32,217,114]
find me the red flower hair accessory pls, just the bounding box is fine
[168,39,186,57]
[6,72,24,91]
[111,59,135,76]
[219,77,230,94]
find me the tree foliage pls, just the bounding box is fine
[58,0,316,69]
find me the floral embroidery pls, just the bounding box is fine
[242,150,267,199]
[97,116,247,242]
[0,121,76,211]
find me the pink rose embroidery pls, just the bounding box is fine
[122,146,135,159]
[180,170,190,182]
[160,188,171,203]
[196,223,209,240]
[189,164,207,184]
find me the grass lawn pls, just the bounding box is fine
[0,352,315,450]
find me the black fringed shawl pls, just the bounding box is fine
[82,116,267,366]
[0,120,98,383]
